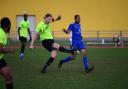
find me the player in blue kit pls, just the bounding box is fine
[58,15,94,73]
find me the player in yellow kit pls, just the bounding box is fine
[18,14,31,60]
[0,17,15,89]
[30,13,74,73]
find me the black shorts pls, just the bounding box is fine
[19,37,27,43]
[113,38,119,43]
[0,58,7,69]
[42,39,54,52]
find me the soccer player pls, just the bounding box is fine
[58,15,94,73]
[18,14,31,60]
[0,17,15,89]
[30,13,74,73]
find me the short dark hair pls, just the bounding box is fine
[44,13,52,18]
[74,15,80,19]
[0,17,11,29]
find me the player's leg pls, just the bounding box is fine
[121,41,124,48]
[79,41,94,73]
[80,49,94,73]
[58,45,77,68]
[58,53,77,68]
[114,42,117,48]
[19,37,27,60]
[41,49,57,73]
[53,43,74,54]
[41,39,57,73]
[80,49,89,70]
[0,59,13,89]
[58,40,77,68]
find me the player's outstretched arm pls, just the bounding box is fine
[30,32,38,49]
[0,44,15,53]
[62,28,70,34]
[52,15,61,22]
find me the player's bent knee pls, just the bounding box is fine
[53,43,60,49]
[82,53,86,56]
[51,55,56,59]
[51,51,57,59]
[81,51,87,56]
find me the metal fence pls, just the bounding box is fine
[9,30,128,46]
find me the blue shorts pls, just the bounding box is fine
[70,39,85,51]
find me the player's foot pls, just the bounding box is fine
[40,68,46,74]
[40,65,47,74]
[58,60,63,68]
[85,66,94,73]
[19,53,24,60]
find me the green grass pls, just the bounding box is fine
[0,48,128,89]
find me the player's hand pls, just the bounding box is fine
[62,29,68,34]
[57,15,61,20]
[62,28,66,32]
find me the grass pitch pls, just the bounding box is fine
[0,48,128,89]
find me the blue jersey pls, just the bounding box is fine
[68,22,85,50]
[68,22,82,40]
